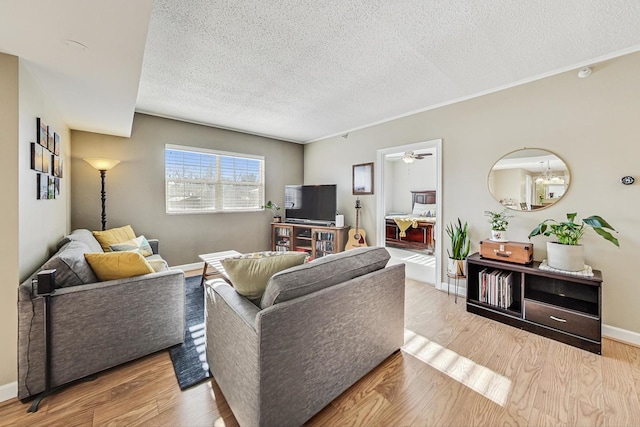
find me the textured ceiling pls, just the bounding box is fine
[136,0,640,143]
[3,1,640,142]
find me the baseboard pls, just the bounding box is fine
[437,281,467,298]
[602,324,640,347]
[170,262,204,273]
[0,381,17,403]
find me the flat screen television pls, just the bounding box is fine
[284,184,337,225]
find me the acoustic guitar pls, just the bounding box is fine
[345,198,368,249]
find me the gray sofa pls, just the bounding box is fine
[18,229,185,400]
[205,246,405,427]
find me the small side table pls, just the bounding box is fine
[447,273,466,304]
[198,250,241,286]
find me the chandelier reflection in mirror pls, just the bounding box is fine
[535,161,564,185]
[488,149,570,212]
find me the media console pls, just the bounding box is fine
[466,253,602,354]
[271,223,349,260]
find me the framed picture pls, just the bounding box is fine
[352,162,374,195]
[47,126,54,151]
[48,176,55,199]
[30,143,43,171]
[53,156,60,177]
[58,158,63,178]
[37,174,48,199]
[54,177,60,198]
[42,152,50,175]
[37,118,47,148]
[53,132,60,155]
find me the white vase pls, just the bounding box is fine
[447,258,466,277]
[546,242,585,272]
[490,229,508,242]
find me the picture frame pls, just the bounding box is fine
[53,132,60,155]
[30,142,43,172]
[352,162,374,195]
[48,176,55,199]
[37,174,48,199]
[37,118,47,148]
[47,126,54,151]
[54,177,60,198]
[53,156,60,177]
[42,152,50,175]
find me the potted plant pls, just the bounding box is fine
[261,201,281,222]
[446,218,471,276]
[484,209,512,242]
[528,212,619,271]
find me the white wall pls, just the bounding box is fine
[305,51,640,334]
[387,156,436,213]
[18,63,71,281]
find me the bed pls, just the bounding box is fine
[385,190,436,253]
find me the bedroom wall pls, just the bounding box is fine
[304,51,640,335]
[388,156,437,213]
[71,113,304,266]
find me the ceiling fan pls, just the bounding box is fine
[387,151,433,163]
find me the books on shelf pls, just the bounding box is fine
[478,268,514,309]
[315,240,334,252]
[315,231,335,241]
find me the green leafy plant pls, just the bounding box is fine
[484,209,512,231]
[528,212,619,246]
[261,200,281,216]
[446,218,471,260]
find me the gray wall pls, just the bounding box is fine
[71,113,304,266]
[305,51,640,334]
[0,53,20,389]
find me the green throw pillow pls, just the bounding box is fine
[109,235,153,257]
[220,251,307,299]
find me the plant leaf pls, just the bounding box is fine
[592,227,620,247]
[583,215,616,231]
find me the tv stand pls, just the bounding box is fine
[271,223,349,260]
[284,219,334,227]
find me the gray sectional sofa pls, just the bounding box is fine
[205,246,405,427]
[17,229,185,400]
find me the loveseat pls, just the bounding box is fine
[205,246,405,426]
[17,228,185,400]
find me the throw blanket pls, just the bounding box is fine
[393,217,418,237]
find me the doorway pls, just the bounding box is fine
[375,139,442,286]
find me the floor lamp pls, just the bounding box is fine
[83,158,120,231]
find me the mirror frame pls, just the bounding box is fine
[487,148,571,212]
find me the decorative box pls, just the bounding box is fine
[479,240,533,265]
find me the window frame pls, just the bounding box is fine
[165,144,265,215]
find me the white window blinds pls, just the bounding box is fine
[165,145,264,214]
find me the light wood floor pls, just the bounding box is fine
[2,278,640,426]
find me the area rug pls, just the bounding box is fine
[169,275,211,389]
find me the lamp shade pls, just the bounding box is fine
[83,158,120,171]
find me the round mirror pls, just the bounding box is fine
[488,148,570,211]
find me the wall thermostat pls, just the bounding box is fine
[621,176,635,185]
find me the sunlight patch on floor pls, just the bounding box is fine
[402,329,511,406]
[190,322,210,371]
[401,252,436,267]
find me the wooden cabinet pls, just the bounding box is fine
[466,253,603,354]
[271,223,349,260]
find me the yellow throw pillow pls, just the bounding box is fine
[93,225,137,252]
[220,251,307,299]
[84,252,154,281]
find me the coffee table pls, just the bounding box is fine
[198,250,241,286]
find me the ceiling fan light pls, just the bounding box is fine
[402,156,414,164]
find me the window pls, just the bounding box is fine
[165,144,264,214]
